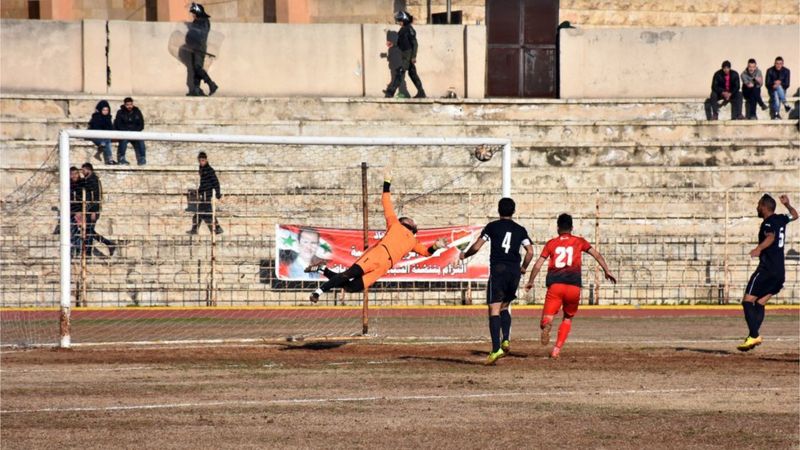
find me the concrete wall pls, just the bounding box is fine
[0,20,84,93]
[560,25,800,99]
[0,19,485,98]
[3,1,799,26]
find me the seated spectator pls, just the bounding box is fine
[88,100,116,165]
[704,60,743,121]
[113,97,146,165]
[765,56,792,120]
[741,58,767,120]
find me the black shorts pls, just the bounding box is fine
[744,270,784,298]
[487,263,521,304]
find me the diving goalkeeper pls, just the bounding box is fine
[306,168,448,303]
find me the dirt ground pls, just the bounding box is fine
[1,315,798,449]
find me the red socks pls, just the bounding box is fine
[555,318,572,348]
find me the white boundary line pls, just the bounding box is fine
[3,335,798,352]
[0,386,790,415]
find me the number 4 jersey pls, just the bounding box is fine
[541,233,592,287]
[480,219,532,268]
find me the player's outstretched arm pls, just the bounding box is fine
[587,248,617,284]
[381,166,399,226]
[459,238,485,260]
[414,237,448,257]
[524,256,547,290]
[780,195,799,221]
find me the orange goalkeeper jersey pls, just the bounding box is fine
[375,191,431,266]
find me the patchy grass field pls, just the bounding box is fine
[1,314,798,449]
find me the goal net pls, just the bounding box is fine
[1,131,512,347]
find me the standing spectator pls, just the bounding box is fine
[741,59,767,120]
[88,100,116,165]
[69,166,85,258]
[383,11,426,99]
[188,152,223,235]
[704,61,743,121]
[765,56,792,120]
[81,163,116,258]
[184,3,218,97]
[53,167,86,258]
[113,97,146,165]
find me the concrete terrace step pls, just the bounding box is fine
[3,117,798,143]
[0,94,743,123]
[3,139,799,168]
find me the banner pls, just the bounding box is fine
[275,224,488,281]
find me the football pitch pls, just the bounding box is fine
[1,311,798,449]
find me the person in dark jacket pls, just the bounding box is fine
[383,11,426,99]
[53,167,86,257]
[88,100,116,164]
[765,56,792,120]
[184,3,218,97]
[188,152,223,234]
[81,163,116,258]
[113,97,146,165]
[704,60,743,120]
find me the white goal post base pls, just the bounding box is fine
[57,129,512,348]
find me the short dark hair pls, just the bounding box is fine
[298,228,319,242]
[123,97,133,103]
[775,56,784,62]
[198,151,208,159]
[498,197,515,217]
[721,60,731,69]
[747,58,756,64]
[557,213,573,232]
[69,166,79,172]
[759,194,776,212]
[81,162,94,171]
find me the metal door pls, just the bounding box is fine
[486,0,558,97]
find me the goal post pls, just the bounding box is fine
[56,129,513,348]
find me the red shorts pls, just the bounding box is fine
[543,283,581,318]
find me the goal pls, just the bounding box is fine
[1,130,512,348]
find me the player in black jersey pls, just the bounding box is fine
[460,198,534,365]
[738,194,797,352]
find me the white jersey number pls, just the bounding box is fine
[501,232,512,254]
[554,246,574,268]
[778,228,785,248]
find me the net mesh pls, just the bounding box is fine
[1,139,798,347]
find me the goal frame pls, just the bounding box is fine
[57,129,512,348]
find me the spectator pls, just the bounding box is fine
[741,59,767,120]
[704,61,743,121]
[69,166,86,258]
[184,3,218,96]
[81,163,116,258]
[765,56,792,120]
[188,151,223,235]
[88,100,116,165]
[113,97,146,165]
[383,11,426,99]
[53,167,86,258]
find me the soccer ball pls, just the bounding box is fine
[473,145,494,162]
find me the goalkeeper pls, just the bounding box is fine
[307,168,448,303]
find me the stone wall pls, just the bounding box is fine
[2,1,799,26]
[0,19,486,98]
[560,24,800,98]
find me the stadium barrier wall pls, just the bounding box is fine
[0,19,486,98]
[560,24,800,99]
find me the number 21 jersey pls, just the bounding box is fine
[541,233,592,287]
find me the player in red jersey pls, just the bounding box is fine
[524,214,616,359]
